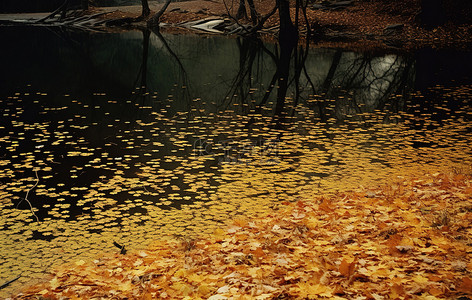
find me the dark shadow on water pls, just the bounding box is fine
[1,25,472,228]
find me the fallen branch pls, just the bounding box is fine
[0,274,21,290]
[17,171,40,223]
[36,0,70,23]
[62,12,109,25]
[113,241,127,255]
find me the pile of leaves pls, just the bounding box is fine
[11,172,472,299]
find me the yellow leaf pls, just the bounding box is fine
[172,282,193,296]
[49,277,60,290]
[118,281,133,291]
[412,274,429,284]
[197,284,211,296]
[248,267,263,278]
[75,259,85,266]
[294,282,333,298]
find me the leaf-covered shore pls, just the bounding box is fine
[9,171,472,299]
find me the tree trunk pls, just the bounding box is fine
[147,0,171,28]
[141,0,150,17]
[247,0,259,25]
[420,0,445,28]
[274,0,298,120]
[277,0,298,45]
[236,0,248,20]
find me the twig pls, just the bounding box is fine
[0,274,21,290]
[17,171,40,223]
[113,241,127,254]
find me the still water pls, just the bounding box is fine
[0,27,471,295]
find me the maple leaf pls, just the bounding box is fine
[458,277,472,293]
[197,284,212,296]
[118,281,133,292]
[339,256,357,277]
[292,282,333,298]
[252,247,265,257]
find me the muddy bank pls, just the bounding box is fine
[1,0,471,51]
[94,0,472,51]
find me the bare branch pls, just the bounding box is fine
[147,0,172,28]
[36,0,70,23]
[250,4,278,33]
[17,171,40,223]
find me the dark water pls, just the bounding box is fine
[0,26,471,295]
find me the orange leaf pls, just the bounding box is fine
[143,293,153,300]
[458,277,472,293]
[253,247,265,257]
[297,201,307,207]
[428,286,443,297]
[428,275,443,282]
[339,257,356,277]
[390,283,406,298]
[319,200,333,212]
[385,234,402,254]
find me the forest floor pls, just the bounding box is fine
[9,171,472,299]
[90,0,472,50]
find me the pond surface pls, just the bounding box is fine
[1,27,471,295]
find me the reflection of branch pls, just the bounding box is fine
[257,71,279,108]
[17,171,40,223]
[292,44,310,108]
[132,29,151,105]
[152,29,188,79]
[221,37,261,110]
[322,50,342,93]
[151,29,192,107]
[375,58,414,111]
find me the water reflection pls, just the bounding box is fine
[0,27,471,296]
[0,27,416,115]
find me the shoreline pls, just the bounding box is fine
[0,1,471,51]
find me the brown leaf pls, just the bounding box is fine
[339,257,356,277]
[458,277,472,293]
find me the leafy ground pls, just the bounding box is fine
[10,171,472,299]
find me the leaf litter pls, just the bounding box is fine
[9,171,472,299]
